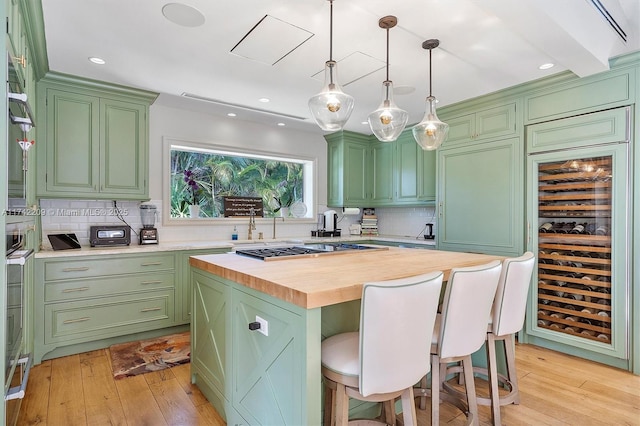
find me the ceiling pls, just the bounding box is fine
[41,0,640,135]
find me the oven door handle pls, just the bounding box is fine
[5,353,32,401]
[6,249,34,266]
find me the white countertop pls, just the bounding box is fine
[34,234,436,258]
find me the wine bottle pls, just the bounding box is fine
[595,225,609,236]
[552,222,567,233]
[539,222,554,232]
[570,222,588,234]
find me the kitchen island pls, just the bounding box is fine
[189,247,504,425]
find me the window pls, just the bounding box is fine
[167,141,314,220]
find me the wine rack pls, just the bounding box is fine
[536,156,612,343]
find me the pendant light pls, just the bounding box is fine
[367,16,408,142]
[412,39,449,150]
[308,0,354,132]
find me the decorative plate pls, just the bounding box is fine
[290,202,307,218]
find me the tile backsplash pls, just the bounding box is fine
[39,199,438,248]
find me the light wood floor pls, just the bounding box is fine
[16,343,640,425]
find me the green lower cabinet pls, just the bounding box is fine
[191,268,323,425]
[181,248,231,323]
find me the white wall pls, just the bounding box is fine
[39,103,439,246]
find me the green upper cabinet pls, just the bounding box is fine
[326,130,436,207]
[326,131,370,206]
[36,73,157,200]
[440,102,517,147]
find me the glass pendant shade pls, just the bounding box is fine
[368,81,409,142]
[309,60,354,132]
[412,95,449,150]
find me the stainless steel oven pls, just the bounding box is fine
[5,222,33,425]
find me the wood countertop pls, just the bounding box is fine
[190,247,504,309]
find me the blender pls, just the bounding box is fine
[139,204,158,244]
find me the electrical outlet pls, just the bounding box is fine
[255,315,268,336]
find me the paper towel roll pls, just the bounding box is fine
[342,207,361,216]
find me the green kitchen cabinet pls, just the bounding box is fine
[440,102,517,147]
[395,133,437,203]
[179,248,231,323]
[191,269,315,425]
[36,73,157,200]
[326,130,435,207]
[34,252,178,363]
[369,141,394,204]
[326,131,370,206]
[437,137,523,256]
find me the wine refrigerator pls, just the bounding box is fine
[524,107,631,368]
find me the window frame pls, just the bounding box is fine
[162,137,318,226]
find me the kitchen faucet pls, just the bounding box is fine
[273,215,284,239]
[247,208,256,240]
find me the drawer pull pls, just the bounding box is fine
[62,287,90,293]
[140,307,162,313]
[141,280,163,285]
[141,262,163,267]
[63,317,90,324]
[62,267,90,272]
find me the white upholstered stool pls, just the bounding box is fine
[416,260,503,426]
[321,271,444,426]
[477,251,535,425]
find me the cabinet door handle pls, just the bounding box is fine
[141,262,163,267]
[438,202,444,218]
[62,267,90,272]
[63,317,90,324]
[140,307,162,312]
[62,287,90,293]
[141,280,163,285]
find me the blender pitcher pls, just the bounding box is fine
[139,204,158,244]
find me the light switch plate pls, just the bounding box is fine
[255,315,269,336]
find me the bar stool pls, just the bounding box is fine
[321,271,444,426]
[478,251,535,425]
[416,260,503,426]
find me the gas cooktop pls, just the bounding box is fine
[234,243,386,261]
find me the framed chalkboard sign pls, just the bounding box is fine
[223,196,264,217]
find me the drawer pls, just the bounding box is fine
[44,253,175,281]
[44,272,175,303]
[44,290,175,344]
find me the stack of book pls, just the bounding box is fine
[360,208,379,236]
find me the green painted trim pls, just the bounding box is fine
[40,71,158,103]
[20,0,49,80]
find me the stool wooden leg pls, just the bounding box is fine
[462,356,479,426]
[431,354,440,426]
[504,334,520,404]
[323,380,336,426]
[335,383,349,426]
[418,376,428,410]
[487,333,502,425]
[400,387,417,426]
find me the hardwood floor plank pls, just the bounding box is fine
[171,364,210,407]
[17,343,640,426]
[16,360,52,426]
[114,375,168,426]
[148,377,202,425]
[80,351,127,426]
[47,355,87,426]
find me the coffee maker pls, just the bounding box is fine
[139,204,158,244]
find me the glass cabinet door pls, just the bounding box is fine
[527,143,629,361]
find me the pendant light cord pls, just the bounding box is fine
[329,0,333,61]
[429,47,433,97]
[385,27,390,82]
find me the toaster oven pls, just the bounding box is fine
[89,225,131,247]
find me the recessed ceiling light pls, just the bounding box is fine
[277,122,285,126]
[258,98,270,103]
[539,63,555,70]
[361,121,368,125]
[88,57,106,65]
[227,113,237,117]
[162,3,205,27]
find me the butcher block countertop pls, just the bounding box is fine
[190,247,504,309]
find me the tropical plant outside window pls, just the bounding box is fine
[170,145,310,219]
